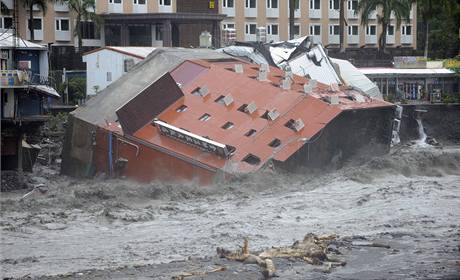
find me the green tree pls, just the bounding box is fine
[22,0,48,41]
[417,0,459,58]
[63,0,97,52]
[356,0,412,52]
[68,77,86,102]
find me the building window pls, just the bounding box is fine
[329,0,339,10]
[199,113,211,122]
[310,0,320,9]
[366,25,376,35]
[134,0,146,4]
[1,17,13,30]
[348,25,358,35]
[245,129,257,137]
[242,154,261,165]
[80,21,100,39]
[245,0,256,8]
[159,0,171,6]
[402,25,412,35]
[293,24,300,36]
[329,25,339,35]
[223,22,235,29]
[347,0,357,10]
[55,18,70,31]
[221,121,234,130]
[267,0,278,9]
[107,72,112,82]
[268,138,281,148]
[387,25,395,36]
[109,0,122,3]
[245,23,257,34]
[222,0,234,8]
[310,24,321,35]
[267,24,278,35]
[28,18,42,31]
[176,105,188,112]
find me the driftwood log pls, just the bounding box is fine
[216,233,345,279]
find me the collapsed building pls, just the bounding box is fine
[61,45,395,184]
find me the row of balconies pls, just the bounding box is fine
[241,24,413,45]
[107,0,171,13]
[224,5,412,19]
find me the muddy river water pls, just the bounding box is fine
[1,145,460,279]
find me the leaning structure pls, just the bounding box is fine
[61,47,395,184]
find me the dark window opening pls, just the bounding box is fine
[215,95,225,104]
[285,119,296,130]
[192,86,208,97]
[226,145,236,154]
[176,105,188,112]
[81,21,100,39]
[242,154,261,165]
[268,138,281,148]
[245,129,257,137]
[238,104,248,112]
[199,113,211,121]
[221,121,234,129]
[261,110,270,119]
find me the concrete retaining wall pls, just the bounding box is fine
[399,104,460,145]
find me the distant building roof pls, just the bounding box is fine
[83,46,157,59]
[0,33,47,50]
[359,67,457,77]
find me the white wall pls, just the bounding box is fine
[83,49,143,96]
[39,50,49,78]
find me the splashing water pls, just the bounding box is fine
[415,118,428,146]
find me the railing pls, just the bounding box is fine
[1,70,56,88]
[0,70,30,87]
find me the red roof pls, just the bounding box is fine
[108,59,392,174]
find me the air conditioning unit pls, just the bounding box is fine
[245,101,257,114]
[293,118,305,132]
[234,64,243,73]
[324,95,339,105]
[267,109,280,121]
[222,94,234,106]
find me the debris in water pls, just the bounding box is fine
[216,233,345,278]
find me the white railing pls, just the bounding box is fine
[365,35,377,44]
[133,3,147,13]
[55,30,71,41]
[245,7,257,17]
[54,2,69,12]
[266,8,279,18]
[309,9,321,19]
[222,7,235,17]
[401,35,412,45]
[159,4,172,12]
[348,35,359,44]
[329,9,339,19]
[386,35,395,44]
[328,34,339,44]
[108,3,123,13]
[27,29,44,41]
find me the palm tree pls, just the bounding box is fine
[22,0,47,41]
[356,0,412,52]
[339,0,346,52]
[417,0,452,58]
[64,0,97,52]
[288,0,299,39]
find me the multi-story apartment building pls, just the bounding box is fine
[0,0,225,50]
[0,0,416,52]
[220,0,416,49]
